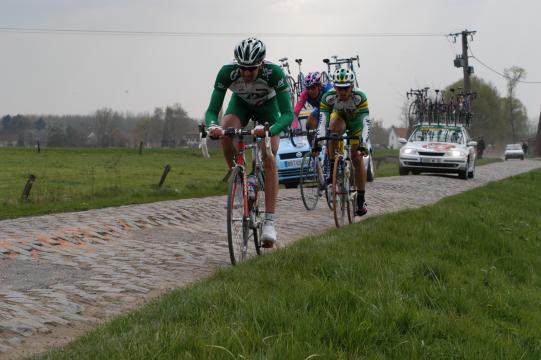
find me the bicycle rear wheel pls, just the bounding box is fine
[300,152,321,210]
[332,156,348,227]
[227,167,257,265]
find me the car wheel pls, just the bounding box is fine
[468,162,475,179]
[399,166,409,176]
[412,170,420,175]
[285,182,298,189]
[521,156,524,160]
[505,156,508,160]
[459,160,469,180]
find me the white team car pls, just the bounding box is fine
[504,144,525,160]
[398,124,477,179]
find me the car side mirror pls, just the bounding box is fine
[467,141,477,147]
[398,138,408,144]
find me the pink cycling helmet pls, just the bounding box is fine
[304,72,322,87]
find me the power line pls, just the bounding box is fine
[469,46,541,84]
[0,26,448,38]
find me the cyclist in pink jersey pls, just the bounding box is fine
[291,72,332,146]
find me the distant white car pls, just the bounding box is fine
[398,124,477,180]
[504,144,525,160]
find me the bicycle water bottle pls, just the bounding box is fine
[247,175,257,200]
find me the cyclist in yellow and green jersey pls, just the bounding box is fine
[205,37,294,247]
[320,68,370,216]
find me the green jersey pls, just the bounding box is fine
[319,88,369,122]
[319,88,370,142]
[205,61,293,136]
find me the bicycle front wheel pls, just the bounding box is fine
[300,152,321,210]
[227,167,257,265]
[332,156,348,227]
[345,160,356,224]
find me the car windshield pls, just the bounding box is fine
[506,144,522,150]
[410,127,464,144]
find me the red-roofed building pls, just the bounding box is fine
[388,127,408,149]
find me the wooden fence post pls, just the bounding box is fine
[139,141,143,155]
[21,174,36,200]
[158,165,171,187]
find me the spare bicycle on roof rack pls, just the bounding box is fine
[278,57,307,105]
[407,87,476,128]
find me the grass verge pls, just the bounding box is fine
[40,169,541,359]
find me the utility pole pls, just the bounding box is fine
[449,30,476,93]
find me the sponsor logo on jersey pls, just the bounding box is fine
[230,68,240,81]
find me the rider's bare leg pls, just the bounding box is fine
[306,114,318,147]
[221,114,241,169]
[351,143,366,192]
[261,136,280,213]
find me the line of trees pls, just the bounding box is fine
[1,74,537,149]
[0,103,199,148]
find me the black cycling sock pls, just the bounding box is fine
[357,190,365,204]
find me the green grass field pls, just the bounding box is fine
[0,148,503,220]
[0,148,229,220]
[40,169,541,359]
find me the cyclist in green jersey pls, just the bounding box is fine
[205,37,294,247]
[320,68,370,216]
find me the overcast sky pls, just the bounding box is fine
[1,0,540,128]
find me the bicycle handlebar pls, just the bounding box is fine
[199,123,273,158]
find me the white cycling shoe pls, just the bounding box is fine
[261,220,277,248]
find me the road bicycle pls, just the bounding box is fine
[406,87,430,126]
[199,123,271,265]
[297,130,333,211]
[329,134,361,228]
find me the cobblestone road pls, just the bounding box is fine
[1,160,540,359]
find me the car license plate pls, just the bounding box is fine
[421,157,441,164]
[285,159,302,168]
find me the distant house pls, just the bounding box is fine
[388,127,408,149]
[0,131,19,147]
[86,132,97,147]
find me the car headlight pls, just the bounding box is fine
[401,147,417,155]
[447,150,465,157]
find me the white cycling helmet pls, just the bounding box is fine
[234,37,266,66]
[333,68,355,87]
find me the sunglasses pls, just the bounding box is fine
[239,65,259,72]
[335,86,352,91]
[307,85,320,90]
